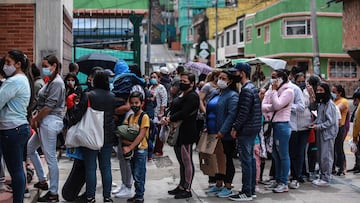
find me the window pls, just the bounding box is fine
[329,60,358,78]
[239,20,244,43]
[246,26,252,42]
[232,30,236,44]
[221,35,224,48]
[226,31,230,46]
[284,19,311,36]
[264,24,270,43]
[257,27,261,37]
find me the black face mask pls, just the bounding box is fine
[316,92,326,103]
[297,82,306,90]
[130,105,141,114]
[233,75,241,83]
[179,83,191,91]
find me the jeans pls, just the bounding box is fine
[334,125,346,171]
[237,134,256,197]
[289,130,310,180]
[27,115,63,194]
[130,149,147,199]
[82,144,113,199]
[272,122,291,184]
[0,124,30,203]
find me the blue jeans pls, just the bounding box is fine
[131,149,147,199]
[27,115,63,194]
[272,122,291,184]
[0,124,30,203]
[237,135,256,197]
[289,130,310,180]
[82,144,112,199]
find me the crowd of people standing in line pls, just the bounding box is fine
[0,49,359,203]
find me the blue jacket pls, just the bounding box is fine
[233,81,262,136]
[215,89,239,141]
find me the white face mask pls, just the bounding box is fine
[67,80,76,87]
[3,65,16,77]
[217,79,228,89]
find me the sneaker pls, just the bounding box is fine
[127,197,144,203]
[206,185,223,195]
[272,183,288,193]
[34,181,49,190]
[228,192,253,201]
[87,197,96,203]
[112,184,126,194]
[255,185,260,193]
[104,197,113,202]
[264,181,277,190]
[252,194,257,199]
[312,179,330,187]
[289,180,300,189]
[168,186,183,195]
[174,190,192,199]
[24,189,30,198]
[217,188,234,198]
[37,191,59,202]
[114,186,133,198]
[112,182,118,187]
[208,182,216,188]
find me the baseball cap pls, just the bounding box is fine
[160,66,169,75]
[229,62,251,75]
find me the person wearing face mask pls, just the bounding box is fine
[227,63,262,201]
[0,50,33,203]
[331,85,349,176]
[69,70,116,202]
[149,72,168,157]
[349,90,360,174]
[27,55,65,202]
[164,72,199,199]
[287,72,312,189]
[262,69,294,193]
[121,91,150,203]
[310,83,339,187]
[204,71,238,199]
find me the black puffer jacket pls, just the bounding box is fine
[233,81,262,136]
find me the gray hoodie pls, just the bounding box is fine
[314,100,339,140]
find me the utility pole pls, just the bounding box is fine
[186,0,190,62]
[215,0,218,66]
[146,0,152,74]
[310,0,320,76]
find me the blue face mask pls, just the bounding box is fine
[331,92,337,100]
[150,78,158,85]
[42,67,51,76]
[109,77,114,83]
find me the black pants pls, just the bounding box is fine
[334,126,346,171]
[62,159,86,201]
[215,140,236,184]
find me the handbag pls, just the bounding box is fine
[65,96,104,150]
[264,112,276,153]
[196,132,218,154]
[166,120,182,146]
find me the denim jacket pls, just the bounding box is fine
[214,88,239,141]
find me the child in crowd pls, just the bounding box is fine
[122,91,150,203]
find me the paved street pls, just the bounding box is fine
[32,136,359,203]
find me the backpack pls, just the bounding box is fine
[116,112,146,141]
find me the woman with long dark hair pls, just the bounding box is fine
[165,72,199,199]
[28,55,65,202]
[0,50,33,203]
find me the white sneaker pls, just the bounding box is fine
[312,179,330,187]
[111,184,125,194]
[114,186,133,198]
[112,182,117,187]
[289,180,300,189]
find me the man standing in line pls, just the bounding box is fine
[228,62,262,201]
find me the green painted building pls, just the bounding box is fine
[244,0,357,85]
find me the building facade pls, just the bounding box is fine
[0,0,73,73]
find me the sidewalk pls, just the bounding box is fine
[2,139,360,203]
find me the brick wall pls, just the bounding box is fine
[0,4,35,62]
